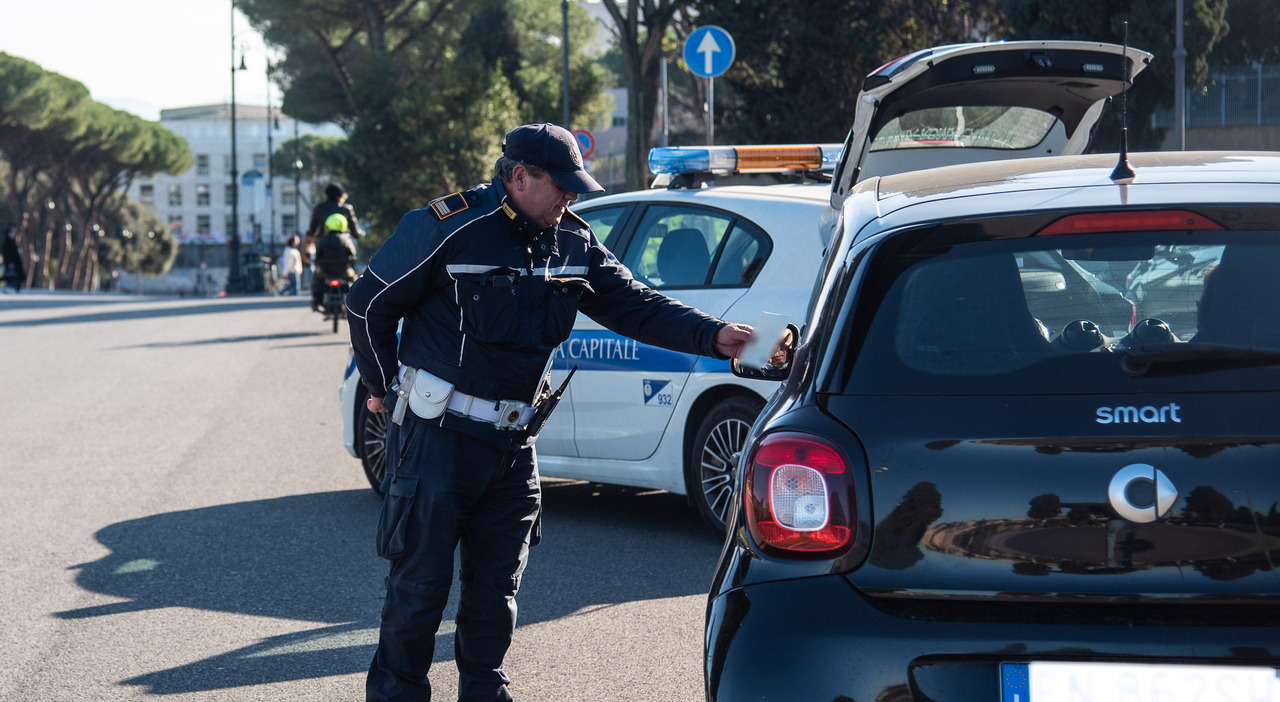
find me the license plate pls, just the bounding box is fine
[1001,662,1280,702]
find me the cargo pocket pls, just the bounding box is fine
[542,277,592,344]
[375,477,418,561]
[454,271,520,344]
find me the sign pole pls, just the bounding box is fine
[683,26,734,148]
[710,78,718,145]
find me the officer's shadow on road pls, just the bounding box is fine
[56,480,723,693]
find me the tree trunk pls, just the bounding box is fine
[57,222,74,288]
[605,0,683,191]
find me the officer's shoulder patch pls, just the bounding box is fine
[428,192,469,220]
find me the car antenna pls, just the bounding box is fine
[1110,20,1136,182]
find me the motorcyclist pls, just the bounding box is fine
[311,212,358,312]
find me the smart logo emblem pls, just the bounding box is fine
[1095,402,1182,424]
[1108,464,1178,523]
[644,379,674,407]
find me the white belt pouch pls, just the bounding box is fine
[403,367,454,419]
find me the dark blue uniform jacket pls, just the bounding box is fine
[347,178,727,426]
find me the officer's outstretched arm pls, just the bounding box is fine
[579,242,726,359]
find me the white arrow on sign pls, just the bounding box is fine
[696,31,721,77]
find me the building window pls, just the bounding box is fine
[196,215,211,234]
[168,215,183,236]
[282,213,297,236]
[196,154,210,176]
[253,152,267,170]
[225,214,236,238]
[168,184,182,206]
[281,183,297,207]
[225,184,235,206]
[612,115,626,127]
[196,184,210,206]
[224,154,233,175]
[139,184,154,205]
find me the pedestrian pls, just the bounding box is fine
[346,123,760,702]
[301,234,317,290]
[2,226,25,294]
[278,235,303,296]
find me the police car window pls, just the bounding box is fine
[576,206,627,248]
[870,106,1058,151]
[710,227,768,286]
[621,206,733,289]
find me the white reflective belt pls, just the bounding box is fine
[446,390,537,429]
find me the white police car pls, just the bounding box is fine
[340,144,837,531]
[340,39,1150,531]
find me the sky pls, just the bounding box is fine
[6,0,277,122]
[6,0,616,125]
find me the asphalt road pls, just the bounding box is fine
[0,292,724,701]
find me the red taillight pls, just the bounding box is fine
[328,279,341,288]
[1037,210,1223,236]
[744,432,854,556]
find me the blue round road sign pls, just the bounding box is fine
[683,26,735,78]
[572,129,595,158]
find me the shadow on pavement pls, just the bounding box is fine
[113,331,332,349]
[61,481,722,693]
[0,297,309,328]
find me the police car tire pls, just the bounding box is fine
[355,389,390,496]
[687,395,766,533]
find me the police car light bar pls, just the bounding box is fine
[649,144,843,175]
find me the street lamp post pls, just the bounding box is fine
[266,60,278,261]
[561,0,570,127]
[1174,0,1186,150]
[227,0,248,293]
[292,117,301,239]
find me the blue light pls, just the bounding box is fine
[649,147,713,174]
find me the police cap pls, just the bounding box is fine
[502,123,604,194]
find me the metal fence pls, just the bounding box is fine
[1151,65,1280,128]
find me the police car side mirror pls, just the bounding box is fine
[731,323,799,381]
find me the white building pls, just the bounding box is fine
[128,103,344,271]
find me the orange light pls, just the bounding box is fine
[733,145,826,172]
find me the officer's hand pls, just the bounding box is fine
[715,323,754,359]
[367,396,389,413]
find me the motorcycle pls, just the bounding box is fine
[321,277,349,333]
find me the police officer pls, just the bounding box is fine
[347,123,755,702]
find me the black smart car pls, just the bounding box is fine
[707,151,1280,702]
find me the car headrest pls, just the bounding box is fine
[896,253,1052,374]
[656,228,711,287]
[1193,244,1280,346]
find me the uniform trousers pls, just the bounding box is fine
[367,410,540,702]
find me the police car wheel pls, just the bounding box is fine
[356,391,389,496]
[687,395,765,533]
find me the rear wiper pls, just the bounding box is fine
[1122,342,1280,377]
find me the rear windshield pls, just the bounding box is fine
[844,230,1280,394]
[870,106,1059,151]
